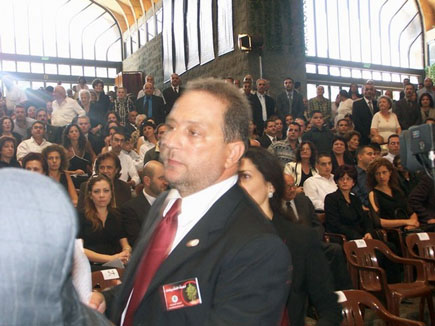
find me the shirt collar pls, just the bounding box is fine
[143,189,156,205]
[163,175,238,219]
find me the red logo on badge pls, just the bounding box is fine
[162,278,202,311]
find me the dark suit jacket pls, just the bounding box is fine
[272,214,341,326]
[162,86,184,114]
[120,192,152,247]
[104,185,291,326]
[352,98,378,145]
[136,95,166,125]
[250,93,275,134]
[87,132,104,155]
[258,134,273,148]
[293,193,324,239]
[324,190,373,240]
[393,98,422,130]
[77,178,132,212]
[276,90,305,120]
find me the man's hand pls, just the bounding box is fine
[88,291,106,314]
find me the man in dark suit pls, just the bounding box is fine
[393,84,422,130]
[250,78,275,134]
[162,73,184,115]
[136,82,166,125]
[276,77,305,120]
[121,160,168,247]
[77,115,104,154]
[352,81,378,145]
[258,118,277,148]
[90,78,291,326]
[283,174,352,291]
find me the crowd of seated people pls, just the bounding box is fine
[0,73,434,325]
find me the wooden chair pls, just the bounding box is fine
[323,232,347,246]
[343,239,435,325]
[406,232,435,284]
[338,289,425,326]
[92,268,124,292]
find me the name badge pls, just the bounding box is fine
[162,278,202,311]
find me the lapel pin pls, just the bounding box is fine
[186,239,200,247]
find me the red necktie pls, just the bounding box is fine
[123,198,181,326]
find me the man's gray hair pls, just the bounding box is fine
[184,78,252,152]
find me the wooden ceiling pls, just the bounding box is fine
[96,0,435,34]
[93,0,160,32]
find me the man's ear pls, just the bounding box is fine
[143,175,151,187]
[224,141,245,169]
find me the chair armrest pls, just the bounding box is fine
[324,232,347,244]
[380,251,427,281]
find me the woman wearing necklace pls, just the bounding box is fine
[63,123,96,188]
[42,144,78,206]
[370,95,401,144]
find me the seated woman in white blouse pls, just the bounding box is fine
[370,95,401,144]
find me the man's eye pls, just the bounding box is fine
[189,129,200,136]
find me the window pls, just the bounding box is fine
[304,0,424,94]
[0,0,121,90]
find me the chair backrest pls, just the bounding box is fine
[338,289,425,326]
[406,232,435,280]
[343,239,391,292]
[92,268,124,292]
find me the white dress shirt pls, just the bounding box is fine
[118,151,141,186]
[143,189,156,206]
[16,137,52,160]
[164,175,238,252]
[257,93,267,121]
[303,174,337,211]
[51,97,86,127]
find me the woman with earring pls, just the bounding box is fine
[78,174,131,271]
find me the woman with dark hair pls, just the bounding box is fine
[325,165,373,240]
[42,144,78,205]
[22,152,48,174]
[344,130,361,163]
[92,78,111,120]
[239,147,341,326]
[330,136,354,174]
[137,120,157,156]
[419,92,435,122]
[367,158,419,230]
[63,123,95,188]
[348,83,362,100]
[0,135,20,168]
[0,116,22,144]
[335,90,353,124]
[78,174,131,271]
[283,141,317,191]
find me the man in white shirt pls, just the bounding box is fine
[90,78,290,326]
[16,121,52,161]
[304,154,337,211]
[3,76,27,113]
[110,129,140,188]
[384,134,400,163]
[51,85,86,127]
[137,75,164,100]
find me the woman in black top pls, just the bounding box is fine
[239,147,341,326]
[0,135,20,168]
[330,136,354,175]
[367,158,419,230]
[325,165,373,240]
[42,144,78,206]
[78,174,131,270]
[0,116,22,144]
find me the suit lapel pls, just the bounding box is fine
[141,185,246,301]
